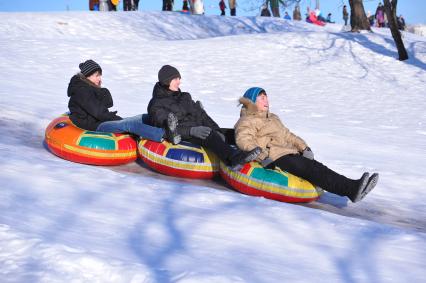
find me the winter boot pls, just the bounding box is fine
[360,173,379,200]
[349,172,379,203]
[348,172,369,203]
[230,147,261,171]
[165,113,181,145]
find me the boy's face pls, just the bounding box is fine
[255,93,269,112]
[169,77,181,91]
[87,71,102,86]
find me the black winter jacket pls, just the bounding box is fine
[147,82,220,139]
[67,74,122,131]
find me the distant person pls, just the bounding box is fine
[283,11,291,20]
[293,4,301,21]
[191,0,205,15]
[342,5,349,26]
[165,0,174,11]
[260,5,271,17]
[67,60,181,144]
[267,0,283,18]
[326,13,335,23]
[367,11,375,26]
[89,0,99,11]
[228,0,236,16]
[182,0,189,11]
[147,65,261,170]
[375,2,385,27]
[397,15,406,30]
[235,87,379,203]
[133,0,139,10]
[219,0,226,16]
[108,0,117,11]
[123,0,132,11]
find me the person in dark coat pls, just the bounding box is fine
[147,65,261,169]
[260,5,271,17]
[219,0,226,16]
[68,60,180,143]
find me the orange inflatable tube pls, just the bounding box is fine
[45,115,137,165]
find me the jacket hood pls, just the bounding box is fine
[67,73,100,97]
[238,97,269,118]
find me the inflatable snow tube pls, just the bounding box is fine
[309,12,326,26]
[220,162,323,203]
[45,115,137,165]
[138,139,219,179]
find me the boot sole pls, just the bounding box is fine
[351,172,369,203]
[360,173,379,200]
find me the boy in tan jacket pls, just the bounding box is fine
[234,87,379,203]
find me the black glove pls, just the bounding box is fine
[302,147,314,160]
[216,131,226,142]
[261,158,274,168]
[190,126,212,140]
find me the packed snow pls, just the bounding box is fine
[0,11,425,283]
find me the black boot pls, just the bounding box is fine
[230,147,261,170]
[348,173,379,203]
[164,113,181,145]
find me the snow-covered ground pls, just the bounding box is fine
[0,11,425,283]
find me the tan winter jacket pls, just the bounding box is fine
[234,97,308,162]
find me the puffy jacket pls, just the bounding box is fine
[147,82,220,139]
[234,97,308,162]
[67,74,122,131]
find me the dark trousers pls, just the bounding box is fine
[123,0,131,11]
[230,8,236,16]
[220,9,225,16]
[269,154,359,197]
[187,130,235,166]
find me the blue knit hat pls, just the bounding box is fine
[243,87,266,103]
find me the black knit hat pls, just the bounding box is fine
[79,59,102,77]
[158,65,181,86]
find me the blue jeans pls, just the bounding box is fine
[96,114,164,142]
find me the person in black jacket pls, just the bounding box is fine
[67,59,180,143]
[147,65,261,169]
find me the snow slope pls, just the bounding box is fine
[0,12,425,283]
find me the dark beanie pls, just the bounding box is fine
[79,59,102,77]
[158,65,181,85]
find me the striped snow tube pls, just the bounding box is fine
[138,139,219,179]
[220,162,322,203]
[45,115,137,165]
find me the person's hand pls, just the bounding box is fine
[302,147,314,160]
[190,126,212,140]
[261,158,274,168]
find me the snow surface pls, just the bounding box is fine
[0,11,425,283]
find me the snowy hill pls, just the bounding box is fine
[0,11,426,282]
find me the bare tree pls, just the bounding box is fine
[383,0,408,60]
[348,0,371,32]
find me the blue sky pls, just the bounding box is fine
[0,0,424,24]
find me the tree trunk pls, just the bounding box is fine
[348,0,371,32]
[383,0,408,61]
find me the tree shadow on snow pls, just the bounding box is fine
[331,31,426,71]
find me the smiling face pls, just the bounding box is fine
[169,77,181,91]
[87,71,102,86]
[255,92,269,112]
